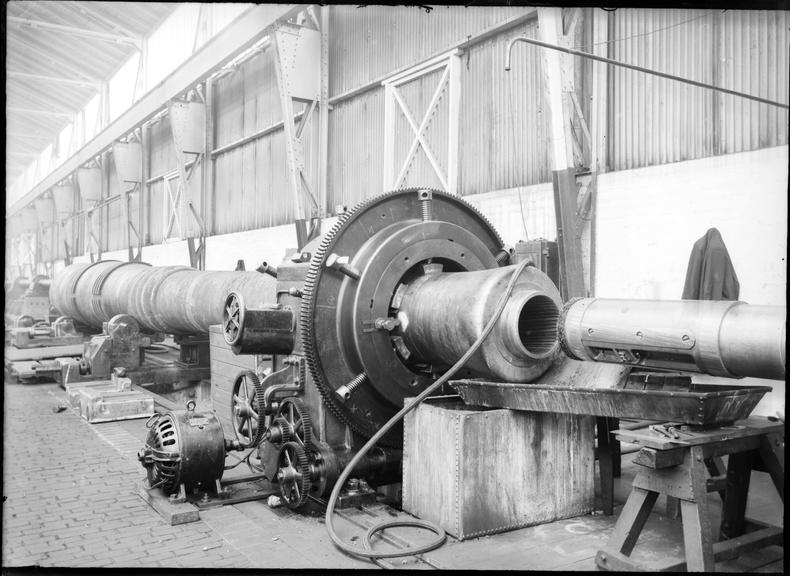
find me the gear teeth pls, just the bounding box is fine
[270,416,294,446]
[300,188,505,448]
[277,441,312,509]
[275,397,313,449]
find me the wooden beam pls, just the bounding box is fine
[7,132,56,141]
[8,107,73,119]
[7,70,102,88]
[7,16,140,46]
[68,0,141,40]
[10,35,104,83]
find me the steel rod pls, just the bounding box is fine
[505,36,789,110]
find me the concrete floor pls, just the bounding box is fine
[2,379,784,571]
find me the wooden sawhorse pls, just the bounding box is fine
[595,417,784,572]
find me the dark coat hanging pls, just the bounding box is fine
[681,227,740,301]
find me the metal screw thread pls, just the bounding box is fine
[420,199,432,221]
[496,249,510,265]
[346,373,367,394]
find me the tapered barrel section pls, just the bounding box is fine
[397,264,563,382]
[559,298,786,380]
[50,261,277,335]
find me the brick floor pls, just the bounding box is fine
[2,380,783,571]
[1,381,371,569]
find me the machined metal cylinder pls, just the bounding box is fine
[223,291,295,355]
[50,261,277,335]
[397,264,562,382]
[559,298,786,380]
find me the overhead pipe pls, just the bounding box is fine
[504,36,789,110]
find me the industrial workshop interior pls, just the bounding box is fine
[3,2,787,572]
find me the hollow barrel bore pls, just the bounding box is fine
[559,298,786,380]
[397,264,562,382]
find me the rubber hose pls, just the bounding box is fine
[325,259,532,561]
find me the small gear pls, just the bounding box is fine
[268,416,294,446]
[274,397,313,448]
[276,441,312,509]
[231,370,267,447]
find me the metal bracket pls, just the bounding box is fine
[273,22,323,250]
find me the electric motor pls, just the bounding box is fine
[138,401,226,495]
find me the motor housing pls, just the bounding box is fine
[138,401,227,496]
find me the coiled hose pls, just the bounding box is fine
[325,259,531,561]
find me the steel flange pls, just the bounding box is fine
[301,188,505,446]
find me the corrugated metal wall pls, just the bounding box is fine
[609,8,789,171]
[211,48,313,235]
[98,7,789,251]
[327,6,549,209]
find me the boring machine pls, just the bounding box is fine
[134,187,784,515]
[135,188,565,507]
[216,188,567,508]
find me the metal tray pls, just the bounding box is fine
[450,379,773,425]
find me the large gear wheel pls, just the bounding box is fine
[230,370,267,447]
[300,188,505,447]
[273,397,313,449]
[276,441,312,509]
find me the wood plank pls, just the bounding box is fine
[615,423,781,452]
[757,432,785,501]
[209,344,258,368]
[664,528,784,571]
[606,486,658,555]
[138,480,200,525]
[681,446,715,571]
[4,344,84,360]
[633,447,686,469]
[632,466,694,501]
[720,451,752,539]
[597,417,615,515]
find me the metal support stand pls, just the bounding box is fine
[596,418,784,572]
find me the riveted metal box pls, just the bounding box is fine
[403,398,594,540]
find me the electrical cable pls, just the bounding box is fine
[571,10,722,52]
[223,447,259,471]
[325,259,532,561]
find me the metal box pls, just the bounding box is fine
[403,398,594,540]
[79,389,154,423]
[513,238,559,287]
[65,378,132,408]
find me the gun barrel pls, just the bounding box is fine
[50,261,276,335]
[559,298,786,380]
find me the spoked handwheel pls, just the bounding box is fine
[231,370,266,447]
[223,292,244,347]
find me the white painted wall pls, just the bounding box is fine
[75,217,340,271]
[466,146,787,418]
[594,145,787,306]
